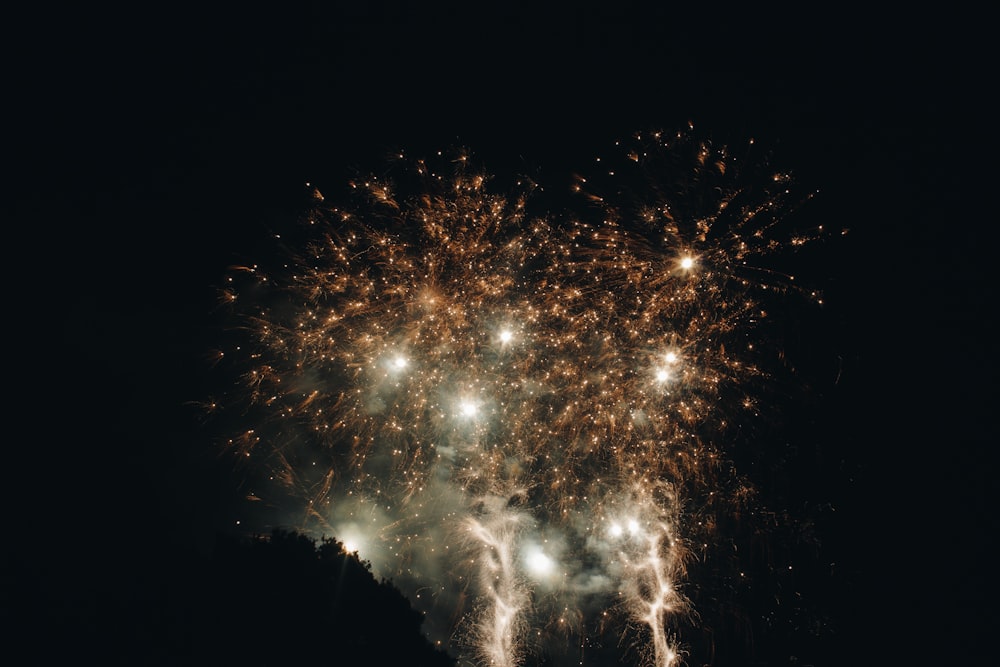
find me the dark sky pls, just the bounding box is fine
[8,3,992,665]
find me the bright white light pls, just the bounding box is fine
[680,256,695,270]
[499,329,513,344]
[627,519,641,536]
[655,369,670,383]
[341,532,365,554]
[608,523,624,538]
[338,523,366,555]
[525,549,554,576]
[664,351,678,364]
[392,355,408,369]
[459,400,478,417]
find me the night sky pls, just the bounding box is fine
[8,3,992,665]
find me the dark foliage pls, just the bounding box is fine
[3,529,454,666]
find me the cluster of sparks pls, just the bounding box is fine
[214,128,830,666]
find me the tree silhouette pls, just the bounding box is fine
[187,528,455,666]
[3,528,455,666]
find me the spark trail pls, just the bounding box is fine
[466,495,530,667]
[213,128,830,665]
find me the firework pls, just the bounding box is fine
[213,127,829,665]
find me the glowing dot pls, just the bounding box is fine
[665,351,679,364]
[393,356,408,369]
[526,549,554,576]
[627,519,640,535]
[460,401,478,417]
[680,256,695,270]
[499,329,513,344]
[656,369,670,383]
[609,523,623,538]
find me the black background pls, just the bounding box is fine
[7,2,992,665]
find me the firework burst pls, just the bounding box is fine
[211,127,832,665]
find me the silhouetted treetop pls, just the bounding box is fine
[189,528,455,666]
[4,527,455,666]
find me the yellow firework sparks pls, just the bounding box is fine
[214,128,833,666]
